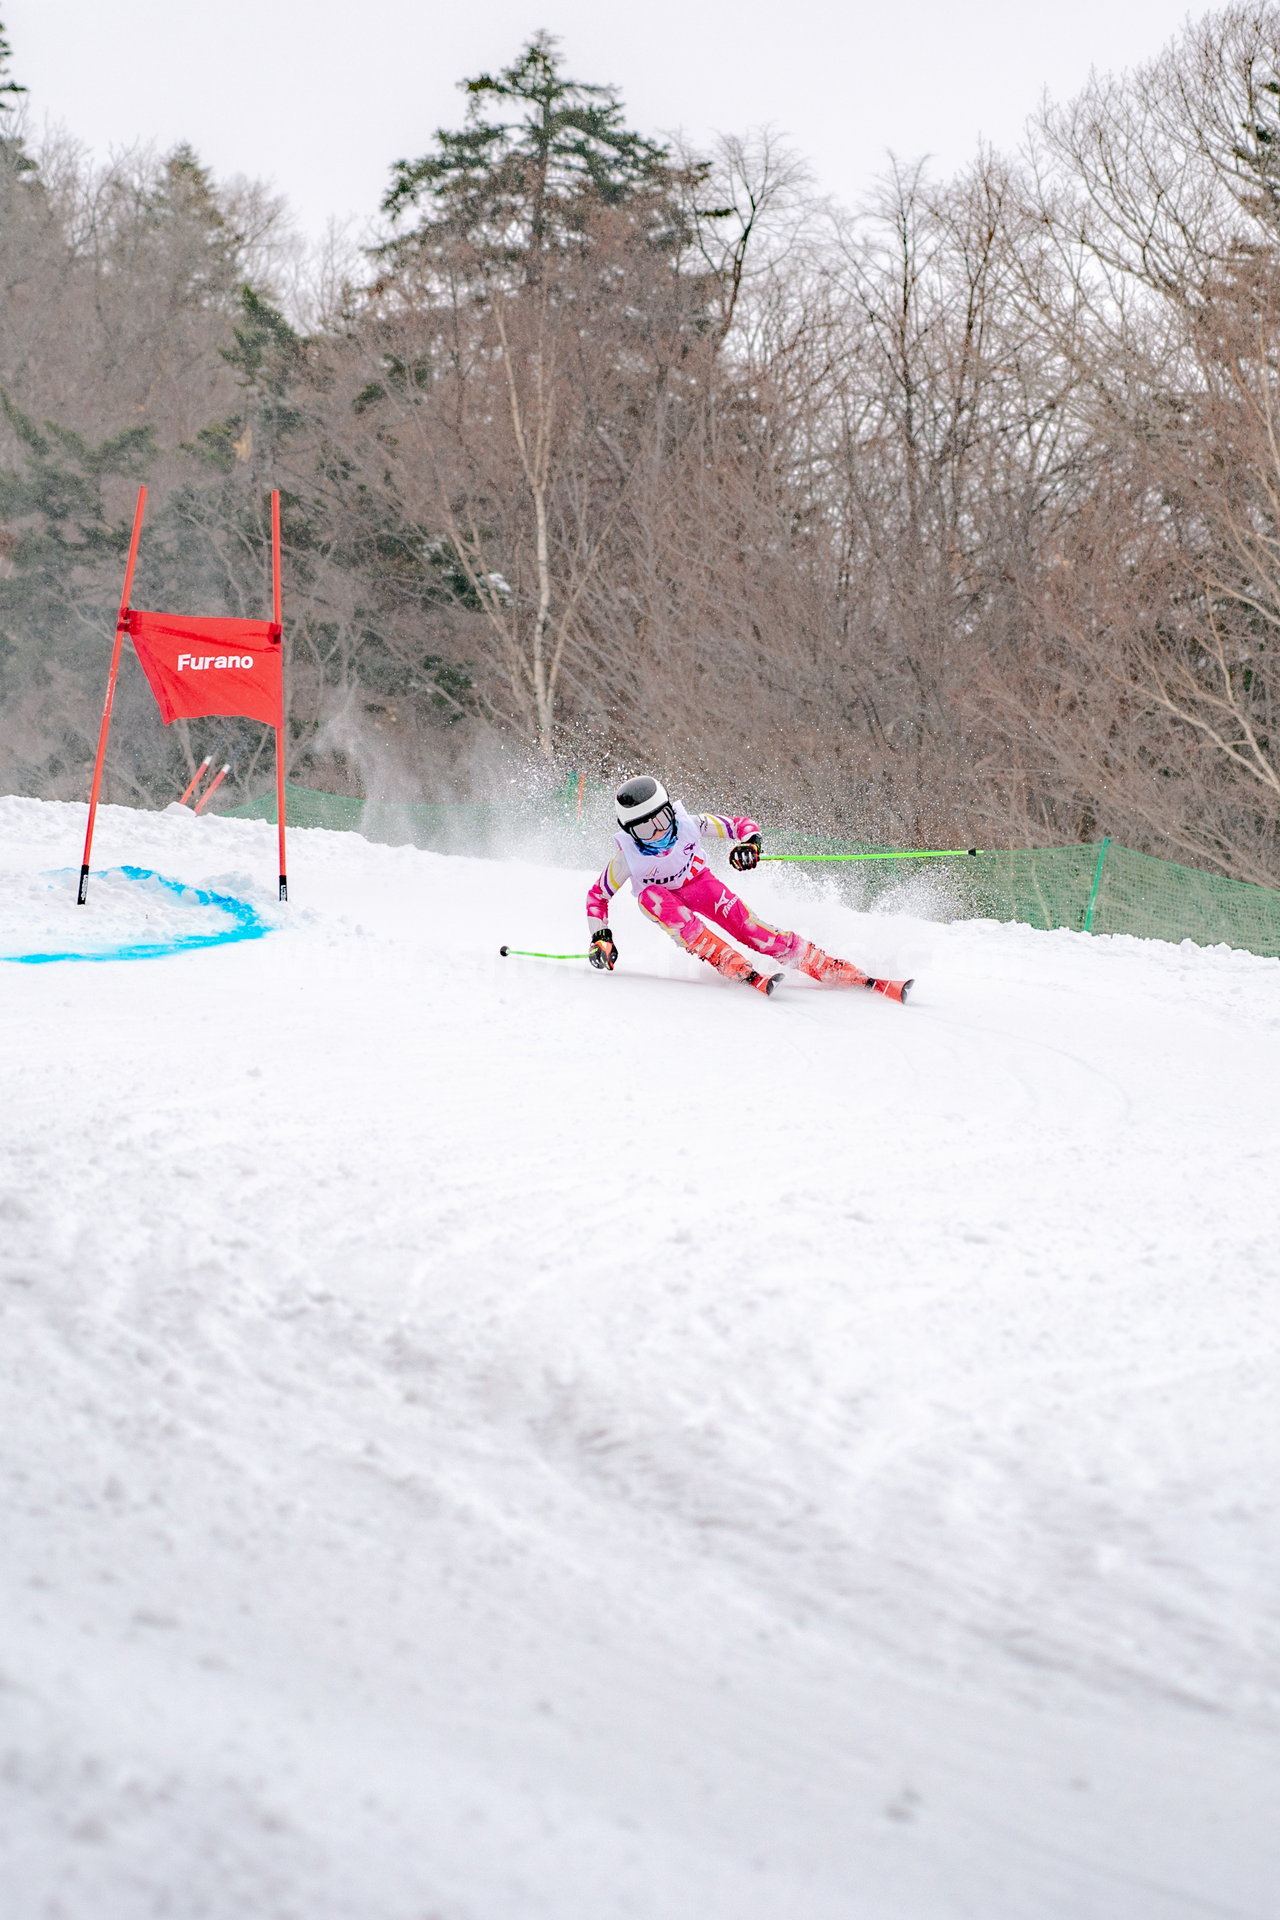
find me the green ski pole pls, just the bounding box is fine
[760,848,980,863]
[499,945,592,960]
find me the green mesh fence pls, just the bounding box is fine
[224,785,1280,960]
[767,833,1280,959]
[992,838,1280,956]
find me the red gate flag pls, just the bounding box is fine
[126,610,283,726]
[79,487,290,906]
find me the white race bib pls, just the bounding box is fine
[614,802,703,894]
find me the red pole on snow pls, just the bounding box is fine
[194,763,231,814]
[78,486,147,903]
[178,756,211,807]
[271,490,288,901]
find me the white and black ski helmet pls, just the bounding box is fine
[615,774,675,845]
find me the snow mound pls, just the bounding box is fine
[0,865,269,963]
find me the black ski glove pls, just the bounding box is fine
[589,927,618,971]
[729,834,762,873]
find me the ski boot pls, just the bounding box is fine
[799,943,913,1002]
[797,941,871,988]
[687,926,783,995]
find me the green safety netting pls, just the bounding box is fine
[765,835,1280,959]
[225,785,1280,960]
[982,840,1280,955]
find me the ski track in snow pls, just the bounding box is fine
[1,793,1278,1919]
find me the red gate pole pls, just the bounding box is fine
[271,490,288,901]
[178,756,211,807]
[78,485,147,904]
[194,763,231,814]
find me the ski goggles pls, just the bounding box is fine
[627,804,677,851]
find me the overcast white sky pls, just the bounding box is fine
[11,1,1203,240]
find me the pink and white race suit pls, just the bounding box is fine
[586,803,804,966]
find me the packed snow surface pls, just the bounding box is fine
[2,793,1278,1920]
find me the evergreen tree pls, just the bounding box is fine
[0,397,155,791]
[177,288,473,768]
[0,396,154,644]
[140,143,247,305]
[352,36,738,757]
[378,31,679,276]
[193,285,305,480]
[0,14,34,175]
[0,15,25,115]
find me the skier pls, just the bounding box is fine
[587,776,912,1000]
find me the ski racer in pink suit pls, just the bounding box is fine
[587,775,912,1000]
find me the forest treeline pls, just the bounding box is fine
[6,9,1280,875]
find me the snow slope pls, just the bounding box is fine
[2,793,1278,1920]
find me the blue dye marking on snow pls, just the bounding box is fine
[4,866,273,965]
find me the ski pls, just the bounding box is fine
[745,969,785,996]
